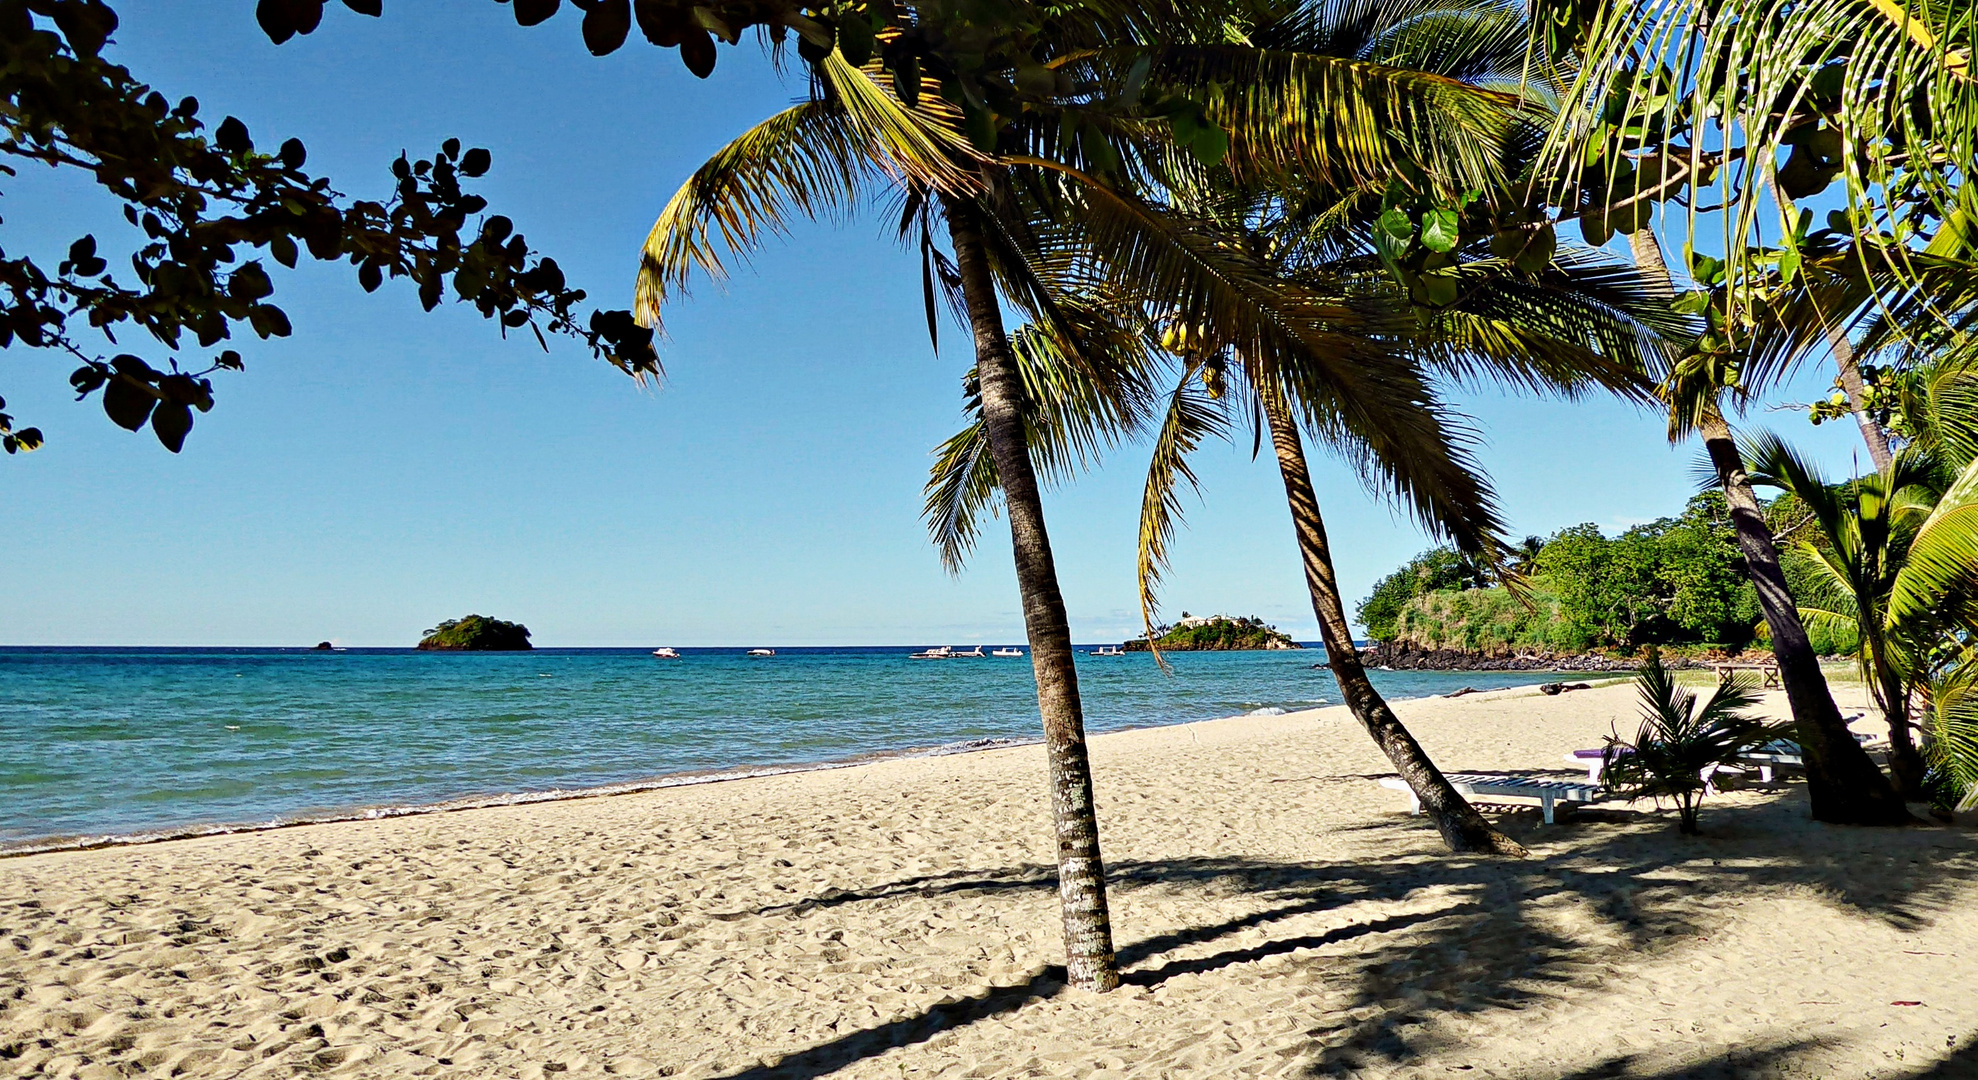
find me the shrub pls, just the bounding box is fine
[1601,653,1783,833]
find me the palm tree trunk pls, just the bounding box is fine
[1867,635,1927,793]
[1262,390,1529,855]
[1832,334,1895,472]
[1628,230,1909,825]
[1698,412,1911,823]
[941,192,1119,992]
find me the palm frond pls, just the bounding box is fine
[1136,370,1234,657]
[635,102,875,331]
[1889,451,1978,633]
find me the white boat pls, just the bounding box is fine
[991,647,1024,657]
[747,648,776,657]
[1090,646,1126,657]
[910,645,955,660]
[651,647,681,659]
[956,646,987,658]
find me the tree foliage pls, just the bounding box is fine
[1,0,658,452]
[417,614,533,651]
[1124,614,1299,651]
[1360,493,1767,651]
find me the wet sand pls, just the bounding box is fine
[3,681,1974,1079]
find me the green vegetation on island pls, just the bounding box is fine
[1125,614,1300,652]
[1358,493,1863,658]
[417,615,533,652]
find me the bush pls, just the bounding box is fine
[1601,654,1783,833]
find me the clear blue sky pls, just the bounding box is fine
[1,1,1876,647]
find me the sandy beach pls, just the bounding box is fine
[3,681,1975,1079]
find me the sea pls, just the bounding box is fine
[1,646,1565,854]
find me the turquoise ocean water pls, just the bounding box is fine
[1,646,1564,852]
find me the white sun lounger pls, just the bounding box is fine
[1380,773,1601,824]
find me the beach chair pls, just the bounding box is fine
[1568,748,1749,794]
[1379,773,1601,824]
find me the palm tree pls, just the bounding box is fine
[1537,0,1978,316]
[1602,653,1778,834]
[936,0,1686,854]
[1627,231,1914,823]
[632,0,1549,987]
[1743,432,1945,792]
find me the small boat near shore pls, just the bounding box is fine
[746,648,776,657]
[911,645,992,659]
[1090,646,1126,657]
[651,647,680,659]
[991,647,1023,657]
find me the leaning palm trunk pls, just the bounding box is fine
[1697,417,1911,820]
[1262,391,1528,855]
[942,192,1120,992]
[1628,232,1908,823]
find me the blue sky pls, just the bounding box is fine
[1,1,1876,647]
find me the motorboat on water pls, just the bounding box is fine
[1090,645,1127,657]
[910,645,955,660]
[955,646,987,658]
[747,648,776,657]
[651,647,681,659]
[991,647,1024,657]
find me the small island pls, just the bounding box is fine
[1125,614,1301,652]
[417,615,533,651]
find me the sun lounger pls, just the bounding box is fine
[1379,773,1601,824]
[1566,748,1609,783]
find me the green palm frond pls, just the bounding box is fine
[816,50,982,195]
[635,101,875,331]
[1921,655,1978,809]
[1152,43,1532,195]
[922,321,1148,571]
[1136,369,1233,651]
[1889,451,1978,632]
[924,415,999,574]
[1543,0,1978,321]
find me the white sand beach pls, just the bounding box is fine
[3,681,1975,1079]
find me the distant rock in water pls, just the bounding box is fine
[417,615,532,651]
[1125,614,1300,652]
[313,641,334,651]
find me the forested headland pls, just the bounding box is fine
[1357,493,1860,668]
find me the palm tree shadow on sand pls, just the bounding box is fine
[704,797,1977,1080]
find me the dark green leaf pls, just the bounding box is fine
[835,13,873,67]
[151,401,193,452]
[215,116,252,155]
[582,0,631,55]
[635,0,687,46]
[513,0,559,27]
[680,27,716,78]
[102,378,155,432]
[893,56,921,108]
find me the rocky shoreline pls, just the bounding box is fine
[1354,644,1711,672]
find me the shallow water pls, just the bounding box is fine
[1,646,1564,849]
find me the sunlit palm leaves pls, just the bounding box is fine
[1541,0,1978,319]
